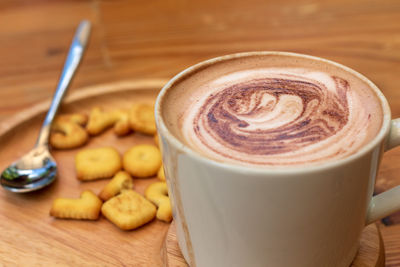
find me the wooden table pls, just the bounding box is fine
[0,0,399,265]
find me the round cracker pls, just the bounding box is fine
[123,145,161,178]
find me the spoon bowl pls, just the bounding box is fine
[1,146,57,193]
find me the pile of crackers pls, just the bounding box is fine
[49,103,172,230]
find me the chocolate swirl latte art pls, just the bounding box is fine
[181,68,382,167]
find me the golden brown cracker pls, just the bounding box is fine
[50,113,89,149]
[129,103,156,135]
[145,182,172,222]
[50,190,102,220]
[123,145,161,178]
[59,113,88,126]
[111,109,131,136]
[75,147,122,181]
[86,107,116,136]
[99,171,134,201]
[101,190,156,230]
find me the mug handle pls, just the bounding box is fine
[366,118,400,224]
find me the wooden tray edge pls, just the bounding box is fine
[0,78,168,137]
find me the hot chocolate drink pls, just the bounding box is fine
[160,53,383,167]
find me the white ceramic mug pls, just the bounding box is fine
[155,52,400,267]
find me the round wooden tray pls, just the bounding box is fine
[0,79,171,266]
[162,220,385,267]
[0,79,386,266]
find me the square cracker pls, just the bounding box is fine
[101,190,156,230]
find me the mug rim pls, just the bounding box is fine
[155,51,392,174]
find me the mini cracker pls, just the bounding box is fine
[157,164,165,181]
[99,171,134,201]
[75,147,122,181]
[60,113,88,125]
[123,145,162,178]
[129,103,156,135]
[145,182,172,222]
[50,113,89,149]
[86,107,116,136]
[101,190,156,230]
[50,190,102,220]
[112,109,131,136]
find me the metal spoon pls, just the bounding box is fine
[0,20,91,193]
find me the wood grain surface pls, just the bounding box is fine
[162,221,385,267]
[0,80,168,266]
[0,0,400,266]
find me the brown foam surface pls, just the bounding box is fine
[161,54,383,167]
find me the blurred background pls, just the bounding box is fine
[1,0,399,119]
[0,0,400,265]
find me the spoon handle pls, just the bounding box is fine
[35,20,91,147]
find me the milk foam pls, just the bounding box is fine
[160,53,384,168]
[178,67,382,167]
